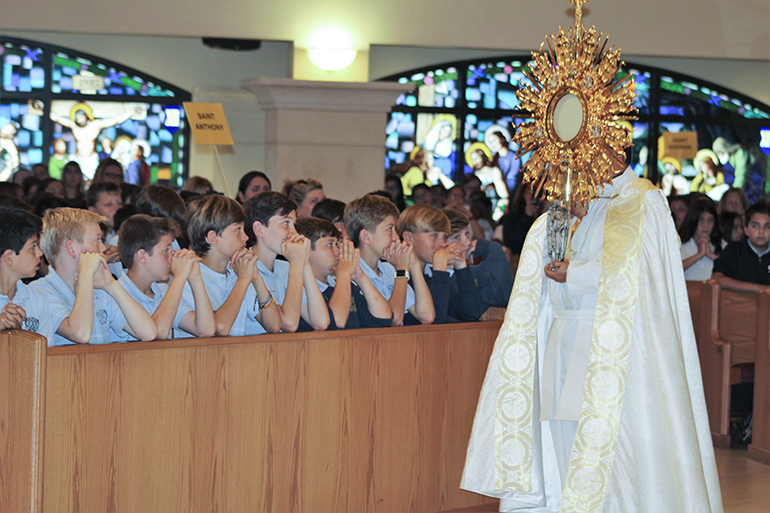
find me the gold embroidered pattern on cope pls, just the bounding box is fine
[494,179,655,505]
[494,216,547,491]
[559,179,654,513]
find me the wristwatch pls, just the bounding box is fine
[395,269,410,280]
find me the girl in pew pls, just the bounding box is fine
[680,197,722,280]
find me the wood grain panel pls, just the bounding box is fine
[748,292,770,465]
[41,323,500,513]
[0,330,47,513]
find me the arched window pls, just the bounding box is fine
[382,56,770,203]
[0,36,191,185]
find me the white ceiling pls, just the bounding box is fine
[2,0,768,61]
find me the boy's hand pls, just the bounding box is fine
[335,240,358,280]
[170,249,199,281]
[385,241,411,271]
[283,234,310,265]
[76,250,104,278]
[444,242,467,270]
[432,244,453,272]
[102,244,121,264]
[91,253,115,290]
[231,248,256,281]
[1,302,26,330]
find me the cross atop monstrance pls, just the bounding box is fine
[569,0,589,26]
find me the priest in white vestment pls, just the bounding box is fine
[462,166,723,512]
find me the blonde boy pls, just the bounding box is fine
[398,204,483,323]
[32,207,157,345]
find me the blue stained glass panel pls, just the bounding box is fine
[0,100,46,175]
[52,51,177,98]
[465,62,530,110]
[1,41,46,92]
[660,75,769,119]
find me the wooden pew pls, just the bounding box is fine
[690,280,766,450]
[0,330,47,513]
[749,292,770,465]
[1,321,503,513]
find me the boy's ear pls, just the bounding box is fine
[205,230,218,247]
[135,249,148,265]
[1,249,14,267]
[65,239,77,259]
[252,220,265,239]
[359,228,371,246]
[402,231,414,242]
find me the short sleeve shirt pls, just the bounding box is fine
[31,268,127,345]
[118,272,193,340]
[178,262,263,337]
[0,280,55,346]
[359,259,415,316]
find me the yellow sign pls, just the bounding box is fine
[183,103,234,145]
[658,131,697,160]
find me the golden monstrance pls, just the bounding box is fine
[512,0,638,262]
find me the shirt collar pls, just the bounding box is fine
[748,240,770,258]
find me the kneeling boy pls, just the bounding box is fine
[32,207,157,345]
[0,207,54,344]
[117,214,216,340]
[398,204,484,323]
[344,194,434,325]
[295,217,392,329]
[185,195,280,336]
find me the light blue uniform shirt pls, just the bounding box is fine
[31,268,127,345]
[0,280,55,346]
[178,262,264,337]
[117,272,192,341]
[359,259,415,315]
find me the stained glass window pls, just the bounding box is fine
[0,36,190,186]
[465,61,530,110]
[52,51,177,97]
[396,67,459,108]
[660,75,770,119]
[382,55,770,203]
[1,41,46,93]
[0,100,45,179]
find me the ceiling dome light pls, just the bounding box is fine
[307,27,357,71]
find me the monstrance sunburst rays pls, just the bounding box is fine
[513,0,638,206]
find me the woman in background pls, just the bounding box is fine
[236,171,271,203]
[282,178,325,218]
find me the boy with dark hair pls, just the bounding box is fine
[87,181,123,272]
[311,197,348,240]
[445,208,513,310]
[244,191,329,333]
[397,204,484,323]
[185,194,280,336]
[713,201,770,291]
[295,217,392,329]
[117,215,215,340]
[0,207,54,344]
[32,207,157,345]
[344,194,434,326]
[87,181,123,234]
